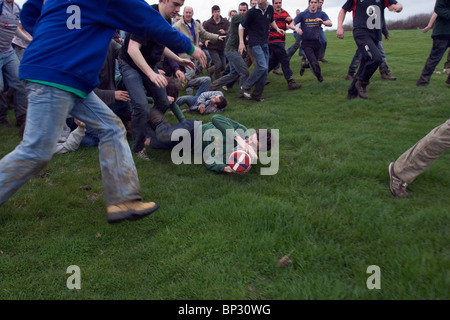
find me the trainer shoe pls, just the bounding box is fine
[107,200,159,224]
[388,162,408,198]
[136,148,150,161]
[240,86,252,100]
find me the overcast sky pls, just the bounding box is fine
[14,0,435,30]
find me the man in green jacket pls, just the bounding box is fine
[416,0,450,86]
[146,109,272,174]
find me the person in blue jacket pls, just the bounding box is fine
[0,0,206,224]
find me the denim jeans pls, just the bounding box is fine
[120,61,170,153]
[147,118,196,150]
[0,50,27,120]
[176,76,211,108]
[210,50,249,95]
[417,38,450,84]
[0,82,142,207]
[208,49,226,80]
[242,44,269,99]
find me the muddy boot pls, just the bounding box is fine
[345,72,354,81]
[416,74,430,87]
[380,70,397,80]
[287,79,302,90]
[355,80,369,99]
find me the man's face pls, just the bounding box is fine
[238,5,248,15]
[183,6,194,22]
[309,0,319,11]
[273,0,282,11]
[257,0,267,9]
[319,0,324,9]
[160,0,185,19]
[212,9,221,20]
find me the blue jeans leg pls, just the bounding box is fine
[120,61,151,153]
[187,76,211,98]
[0,83,142,207]
[244,44,269,98]
[0,83,72,205]
[0,50,27,122]
[70,91,142,206]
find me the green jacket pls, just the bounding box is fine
[201,115,249,173]
[432,0,450,38]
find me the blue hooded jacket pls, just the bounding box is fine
[19,0,194,94]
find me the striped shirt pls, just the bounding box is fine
[269,8,291,43]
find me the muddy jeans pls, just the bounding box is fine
[0,82,142,207]
[394,119,450,184]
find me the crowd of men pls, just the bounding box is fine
[0,0,449,223]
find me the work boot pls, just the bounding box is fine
[287,79,302,90]
[416,74,430,87]
[380,70,397,80]
[355,80,369,99]
[345,72,354,81]
[0,116,12,126]
[148,108,170,130]
[272,68,283,75]
[107,200,159,224]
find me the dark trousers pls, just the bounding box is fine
[417,38,450,85]
[269,42,293,82]
[348,30,383,96]
[301,40,322,78]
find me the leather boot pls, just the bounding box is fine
[416,75,430,87]
[355,80,369,99]
[287,79,302,90]
[380,70,396,80]
[345,72,354,81]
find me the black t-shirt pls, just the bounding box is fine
[119,4,171,71]
[342,0,397,34]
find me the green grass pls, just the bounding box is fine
[0,30,449,300]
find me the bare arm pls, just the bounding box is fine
[127,39,167,88]
[423,12,438,33]
[336,8,347,39]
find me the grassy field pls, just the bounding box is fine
[0,30,449,300]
